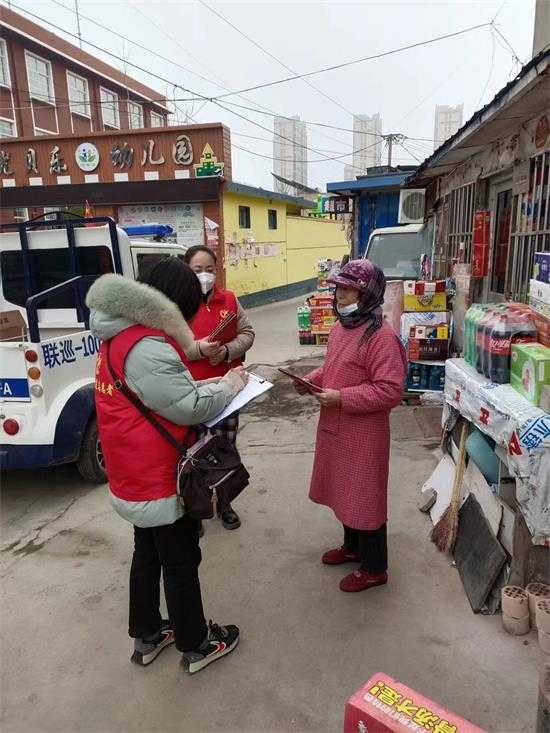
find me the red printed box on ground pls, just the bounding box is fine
[344,674,486,733]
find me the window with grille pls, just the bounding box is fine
[26,52,54,104]
[0,39,10,88]
[507,151,550,301]
[447,182,476,264]
[268,209,277,230]
[67,72,90,117]
[100,88,119,129]
[433,182,476,277]
[0,118,15,137]
[128,101,144,129]
[150,111,164,128]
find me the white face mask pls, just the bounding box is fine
[337,302,359,317]
[196,271,216,295]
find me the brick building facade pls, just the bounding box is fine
[0,6,169,140]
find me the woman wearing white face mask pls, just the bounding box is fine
[294,260,406,593]
[183,245,255,531]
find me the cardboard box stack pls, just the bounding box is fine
[529,252,550,347]
[0,311,27,342]
[511,342,550,409]
[309,293,336,346]
[297,259,338,346]
[401,280,451,392]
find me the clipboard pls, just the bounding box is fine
[277,367,323,394]
[204,372,273,427]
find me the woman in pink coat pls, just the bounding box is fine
[296,260,406,593]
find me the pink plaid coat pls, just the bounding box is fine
[307,321,406,530]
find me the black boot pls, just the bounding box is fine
[220,505,241,530]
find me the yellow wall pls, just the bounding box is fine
[222,191,348,299]
[286,216,348,284]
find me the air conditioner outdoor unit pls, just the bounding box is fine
[398,189,426,224]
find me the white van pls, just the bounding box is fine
[0,213,187,482]
[363,223,432,279]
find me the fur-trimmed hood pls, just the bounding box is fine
[86,274,195,354]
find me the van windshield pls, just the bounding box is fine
[366,232,428,279]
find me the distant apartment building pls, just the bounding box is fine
[352,114,382,174]
[273,115,308,195]
[433,104,463,148]
[0,6,169,139]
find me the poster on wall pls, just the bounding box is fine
[118,203,204,248]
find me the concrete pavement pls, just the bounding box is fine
[1,296,542,732]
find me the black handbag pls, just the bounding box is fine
[105,342,250,519]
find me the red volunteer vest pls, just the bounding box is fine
[95,325,190,503]
[185,287,242,380]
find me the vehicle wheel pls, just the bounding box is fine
[76,418,106,484]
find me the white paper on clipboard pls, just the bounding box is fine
[205,372,273,427]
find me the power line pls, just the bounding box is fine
[475,25,497,110]
[397,141,423,164]
[6,0,469,177]
[20,0,489,105]
[4,1,353,167]
[189,21,492,99]
[39,0,359,154]
[233,139,381,164]
[197,0,355,117]
[211,99,445,144]
[391,57,471,131]
[232,130,350,155]
[128,2,353,152]
[38,0,362,162]
[491,23,524,67]
[127,1,352,152]
[6,0,448,147]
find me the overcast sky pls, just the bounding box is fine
[17,0,537,190]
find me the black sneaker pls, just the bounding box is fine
[181,621,239,674]
[131,620,175,666]
[220,506,241,530]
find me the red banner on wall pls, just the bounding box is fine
[471,210,491,278]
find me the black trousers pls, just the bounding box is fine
[128,514,207,652]
[343,522,387,574]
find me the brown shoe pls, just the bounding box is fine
[321,546,360,565]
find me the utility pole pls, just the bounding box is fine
[383,134,406,169]
[75,0,82,49]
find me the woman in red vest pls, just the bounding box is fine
[184,245,255,531]
[87,259,248,674]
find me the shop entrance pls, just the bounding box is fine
[485,176,512,302]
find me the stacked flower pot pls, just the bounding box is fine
[501,583,550,653]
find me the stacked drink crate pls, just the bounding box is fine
[401,279,452,392]
[297,259,338,346]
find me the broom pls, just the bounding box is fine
[431,421,468,554]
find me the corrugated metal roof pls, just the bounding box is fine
[225,181,314,208]
[327,172,411,194]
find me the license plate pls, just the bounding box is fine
[0,378,30,400]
